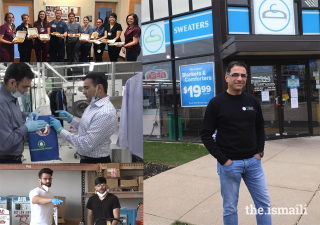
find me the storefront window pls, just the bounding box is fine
[309,59,320,135]
[302,0,318,7]
[141,0,150,22]
[143,62,174,140]
[175,56,215,141]
[192,0,211,10]
[172,10,214,58]
[172,0,190,15]
[142,20,171,63]
[153,0,169,19]
[227,0,248,4]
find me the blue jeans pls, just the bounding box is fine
[126,50,140,61]
[218,156,271,225]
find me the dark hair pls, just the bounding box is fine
[5,13,16,33]
[38,168,53,179]
[95,177,106,186]
[37,10,48,28]
[21,14,29,20]
[55,9,62,14]
[4,63,35,84]
[68,12,75,18]
[226,61,248,74]
[83,72,108,93]
[83,16,90,21]
[97,18,103,24]
[109,13,117,21]
[126,14,139,26]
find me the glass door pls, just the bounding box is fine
[250,65,280,139]
[281,64,309,136]
[249,62,311,139]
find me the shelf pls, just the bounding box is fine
[0,163,100,171]
[84,192,143,199]
[100,163,143,171]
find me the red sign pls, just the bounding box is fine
[145,66,169,80]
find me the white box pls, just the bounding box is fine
[80,34,89,41]
[6,196,31,225]
[0,208,10,225]
[39,34,50,41]
[0,197,7,209]
[13,31,26,43]
[27,28,38,38]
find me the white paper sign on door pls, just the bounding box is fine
[261,91,270,102]
[291,98,298,108]
[290,88,298,98]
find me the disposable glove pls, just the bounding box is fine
[50,117,63,134]
[25,120,47,133]
[55,110,73,123]
[28,110,39,121]
[51,198,63,205]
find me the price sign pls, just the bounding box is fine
[179,62,215,107]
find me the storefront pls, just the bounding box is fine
[141,0,320,141]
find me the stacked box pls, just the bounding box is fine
[6,196,31,225]
[0,208,10,225]
[0,197,7,209]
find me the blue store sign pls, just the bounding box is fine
[287,75,300,88]
[179,62,215,107]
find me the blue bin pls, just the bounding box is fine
[28,115,59,162]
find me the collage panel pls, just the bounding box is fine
[0,0,141,63]
[0,61,143,225]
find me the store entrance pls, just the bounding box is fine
[248,61,311,139]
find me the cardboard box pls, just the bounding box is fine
[138,176,144,192]
[87,171,98,193]
[106,179,119,188]
[120,179,138,188]
[60,218,82,225]
[104,168,120,178]
[107,163,120,169]
[54,196,66,219]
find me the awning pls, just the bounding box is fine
[220,35,320,59]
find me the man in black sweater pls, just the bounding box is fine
[200,61,271,225]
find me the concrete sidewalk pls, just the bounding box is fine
[145,136,320,225]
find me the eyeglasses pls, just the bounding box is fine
[42,178,52,181]
[95,183,106,187]
[227,73,248,78]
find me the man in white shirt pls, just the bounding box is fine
[50,72,117,163]
[29,168,63,225]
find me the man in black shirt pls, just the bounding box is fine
[86,177,120,225]
[200,61,271,225]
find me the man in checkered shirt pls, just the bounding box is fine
[50,72,117,163]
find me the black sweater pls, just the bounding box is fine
[200,90,265,165]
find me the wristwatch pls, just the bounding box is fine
[258,152,264,158]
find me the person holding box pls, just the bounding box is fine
[80,16,93,62]
[34,10,51,62]
[16,14,33,62]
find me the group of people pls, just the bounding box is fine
[0,10,141,62]
[30,168,120,225]
[0,63,117,164]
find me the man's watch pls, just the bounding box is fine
[258,152,264,158]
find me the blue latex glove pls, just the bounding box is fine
[51,198,63,205]
[55,110,73,123]
[50,117,63,134]
[28,110,39,121]
[25,120,47,133]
